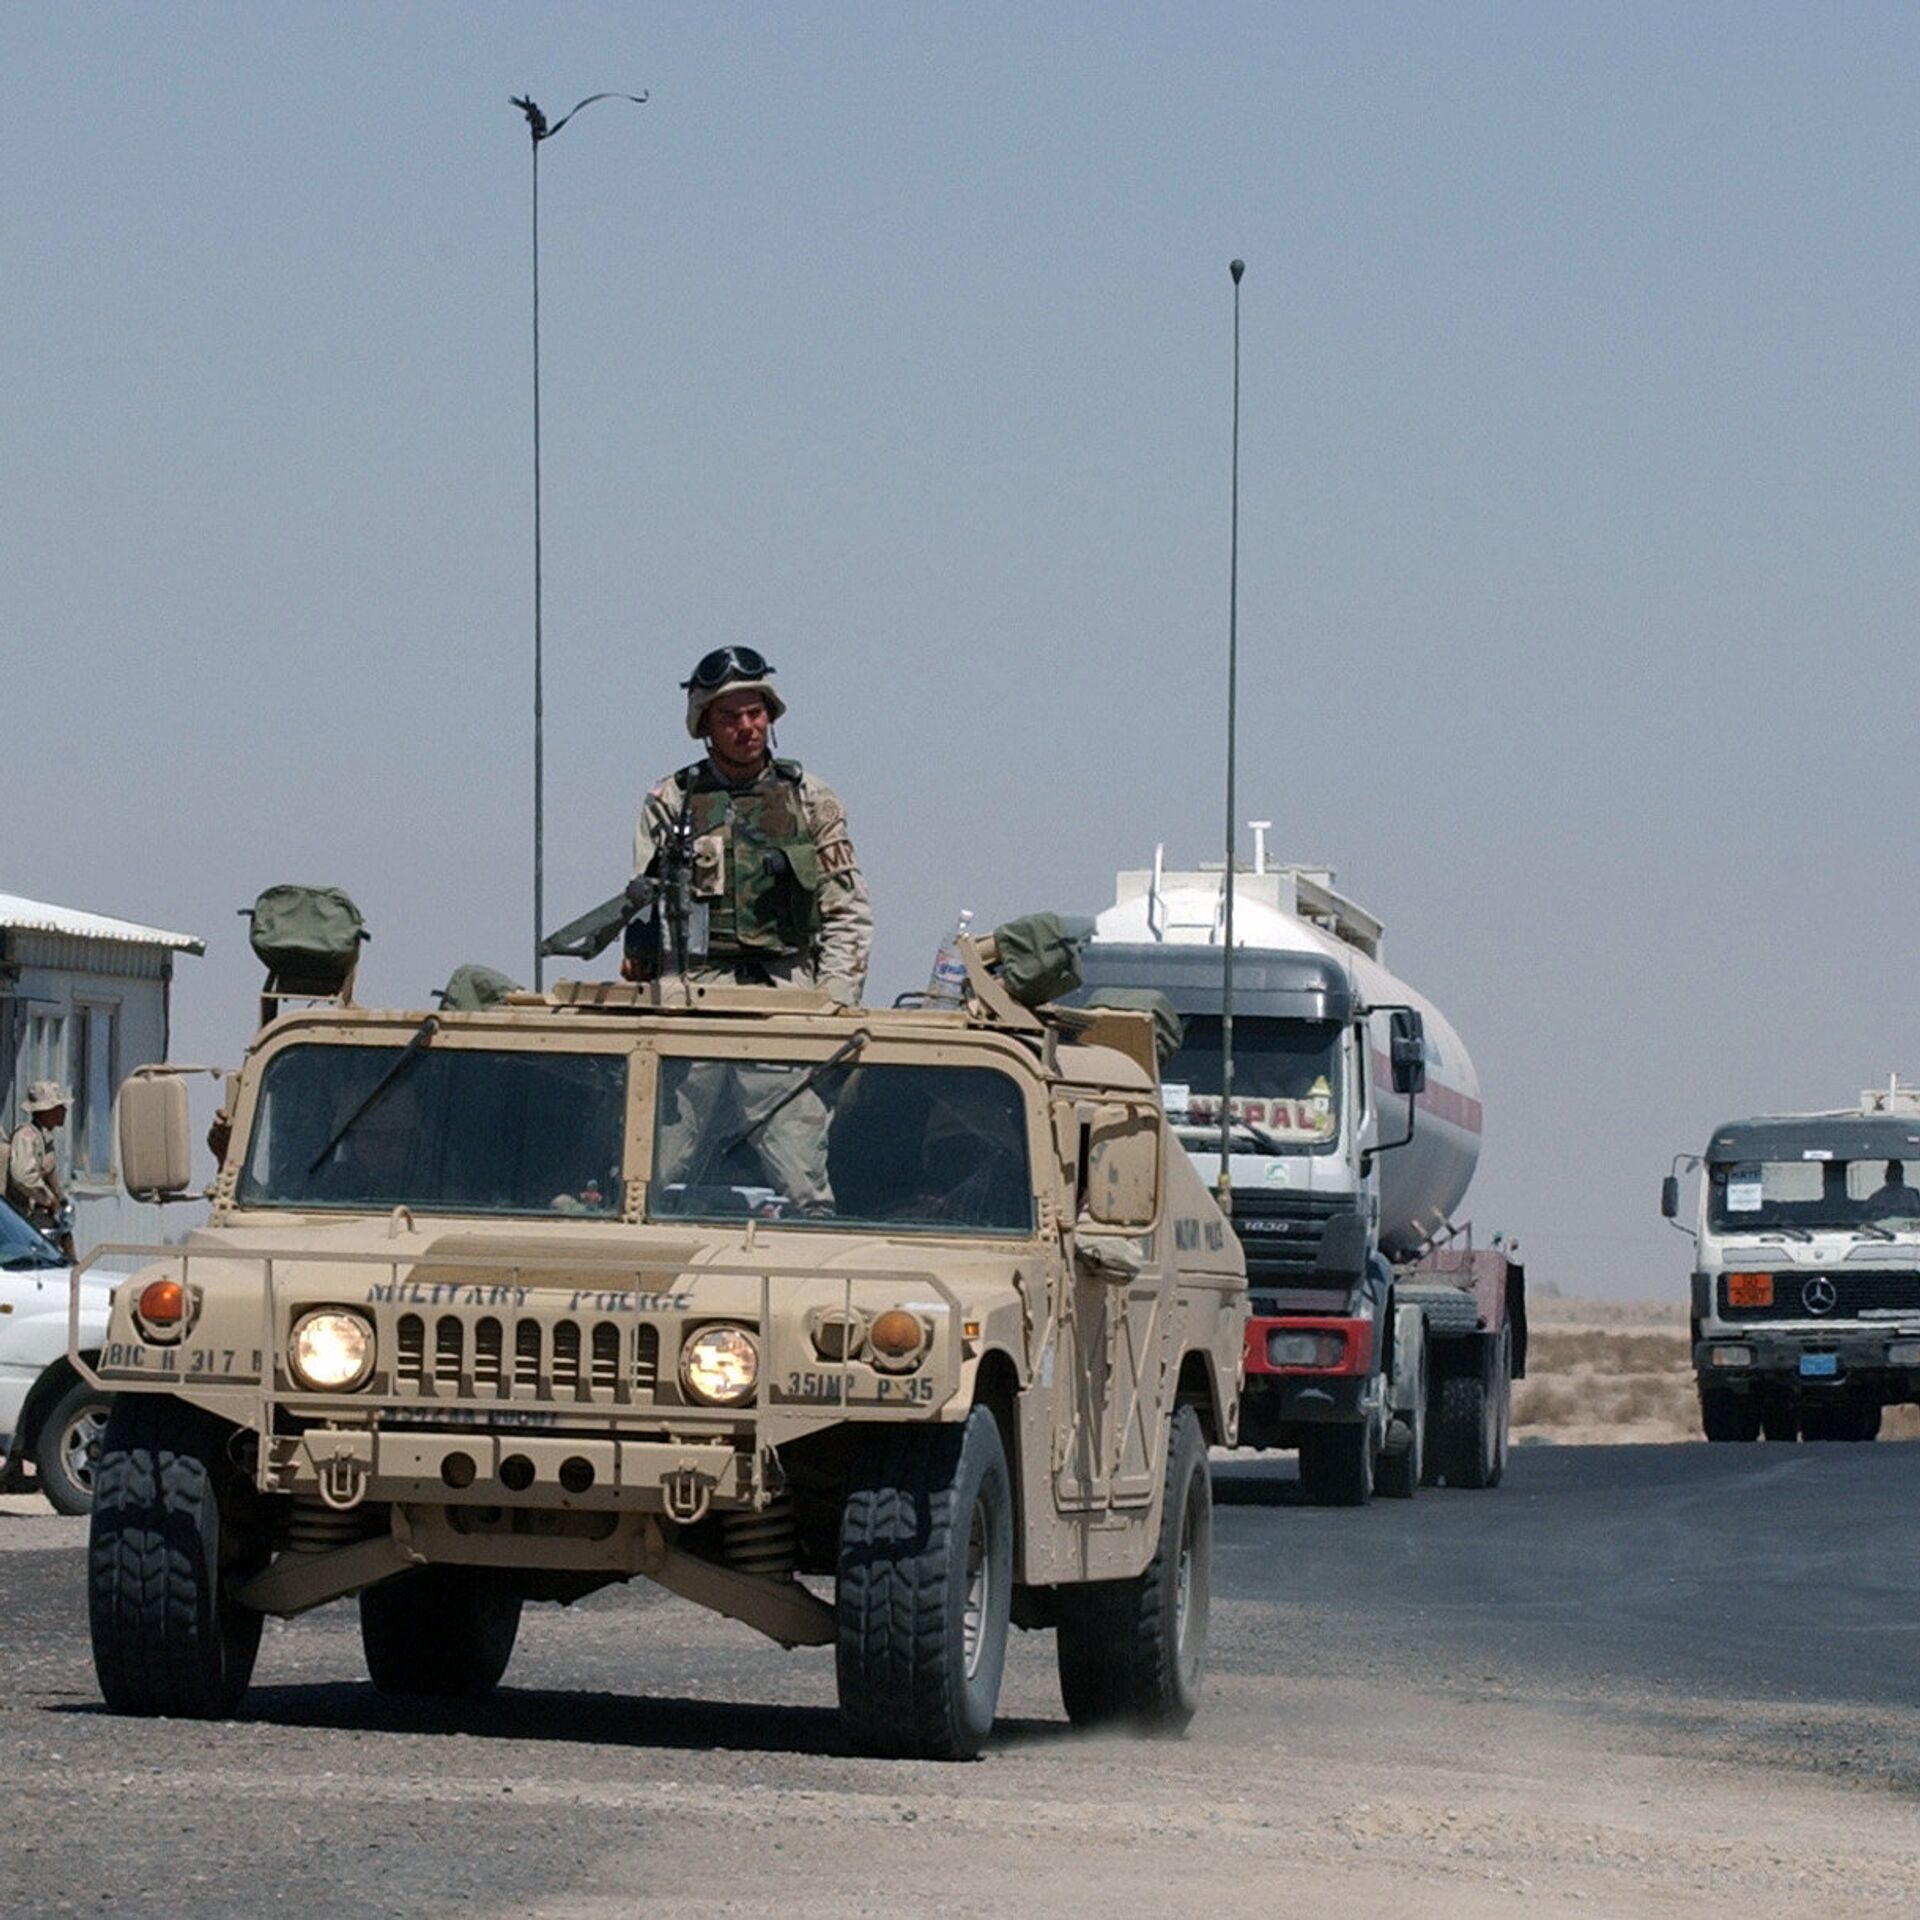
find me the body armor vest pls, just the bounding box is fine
[676,758,825,959]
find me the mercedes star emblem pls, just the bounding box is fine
[1802,1276,1839,1315]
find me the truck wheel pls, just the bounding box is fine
[836,1405,1013,1760]
[1298,1422,1374,1505]
[1376,1339,1426,1501]
[1434,1329,1513,1488]
[1699,1385,1762,1442]
[88,1397,265,1718]
[360,1567,522,1697]
[1055,1405,1211,1733]
[1759,1394,1798,1443]
[1856,1401,1883,1442]
[35,1376,112,1516]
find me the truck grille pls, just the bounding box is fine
[1228,1191,1358,1284]
[1719,1270,1920,1320]
[392,1312,663,1400]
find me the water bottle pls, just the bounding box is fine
[925,909,974,1006]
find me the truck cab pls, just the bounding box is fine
[1668,1079,1920,1442]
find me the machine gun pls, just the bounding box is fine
[540,802,709,975]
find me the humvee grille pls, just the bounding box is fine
[387,1311,665,1404]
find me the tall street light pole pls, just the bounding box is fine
[510,90,648,987]
[1219,259,1245,1213]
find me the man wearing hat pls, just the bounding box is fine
[8,1083,75,1261]
[630,648,871,1214]
[626,646,871,1003]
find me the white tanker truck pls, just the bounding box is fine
[1076,837,1526,1503]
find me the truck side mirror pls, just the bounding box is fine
[119,1073,193,1200]
[1312,1211,1369,1284]
[1660,1174,1680,1220]
[1389,1009,1427,1097]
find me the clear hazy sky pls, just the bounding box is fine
[7,5,1916,1297]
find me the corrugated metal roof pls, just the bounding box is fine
[0,891,205,955]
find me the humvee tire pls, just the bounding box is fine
[360,1567,523,1698]
[1298,1422,1374,1506]
[1056,1404,1211,1733]
[88,1397,264,1718]
[1700,1386,1762,1443]
[836,1405,1012,1760]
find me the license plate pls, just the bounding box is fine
[1799,1352,1839,1378]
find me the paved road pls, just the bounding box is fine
[5,1444,1920,1918]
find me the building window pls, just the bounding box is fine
[72,1004,118,1180]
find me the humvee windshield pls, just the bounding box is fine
[649,1057,1033,1235]
[237,1044,627,1217]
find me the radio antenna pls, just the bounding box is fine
[1218,259,1245,1213]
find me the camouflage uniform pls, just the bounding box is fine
[6,1119,63,1231]
[632,757,872,1006]
[635,757,869,1214]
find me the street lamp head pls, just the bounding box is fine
[1229,259,1245,284]
[510,95,550,141]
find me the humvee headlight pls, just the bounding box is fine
[681,1324,758,1406]
[288,1310,375,1391]
[869,1309,929,1369]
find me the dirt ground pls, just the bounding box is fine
[1511,1293,1920,1447]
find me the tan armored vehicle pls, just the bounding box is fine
[78,911,1243,1758]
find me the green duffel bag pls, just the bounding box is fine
[1083,987,1186,1069]
[437,963,522,1012]
[991,912,1095,1008]
[248,885,368,988]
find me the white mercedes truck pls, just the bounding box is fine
[1665,1078,1920,1442]
[1077,837,1526,1504]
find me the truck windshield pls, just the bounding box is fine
[1707,1157,1920,1233]
[1160,1016,1340,1153]
[237,1044,627,1217]
[649,1057,1033,1235]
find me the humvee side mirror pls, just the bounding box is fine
[1660,1174,1680,1220]
[119,1072,194,1201]
[1078,1103,1161,1233]
[1388,1009,1427,1097]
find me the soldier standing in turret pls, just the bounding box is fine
[625,647,871,1003]
[630,648,872,1213]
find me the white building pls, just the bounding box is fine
[1,892,204,1256]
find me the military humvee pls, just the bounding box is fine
[79,931,1243,1759]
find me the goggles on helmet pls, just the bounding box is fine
[683,646,776,693]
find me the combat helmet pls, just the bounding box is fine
[683,645,787,739]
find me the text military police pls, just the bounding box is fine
[7,1081,76,1262]
[625,648,872,1214]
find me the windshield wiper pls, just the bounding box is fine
[1,1254,58,1271]
[1759,1226,1813,1242]
[711,1028,869,1168]
[307,1015,439,1175]
[1852,1223,1896,1242]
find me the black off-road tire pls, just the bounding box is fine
[1055,1405,1212,1734]
[1700,1385,1762,1443]
[1435,1330,1514,1486]
[360,1567,523,1698]
[1298,1421,1375,1505]
[836,1405,1013,1760]
[1856,1401,1884,1442]
[1759,1394,1798,1443]
[88,1396,265,1718]
[35,1375,112,1516]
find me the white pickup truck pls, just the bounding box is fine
[0,1196,115,1511]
